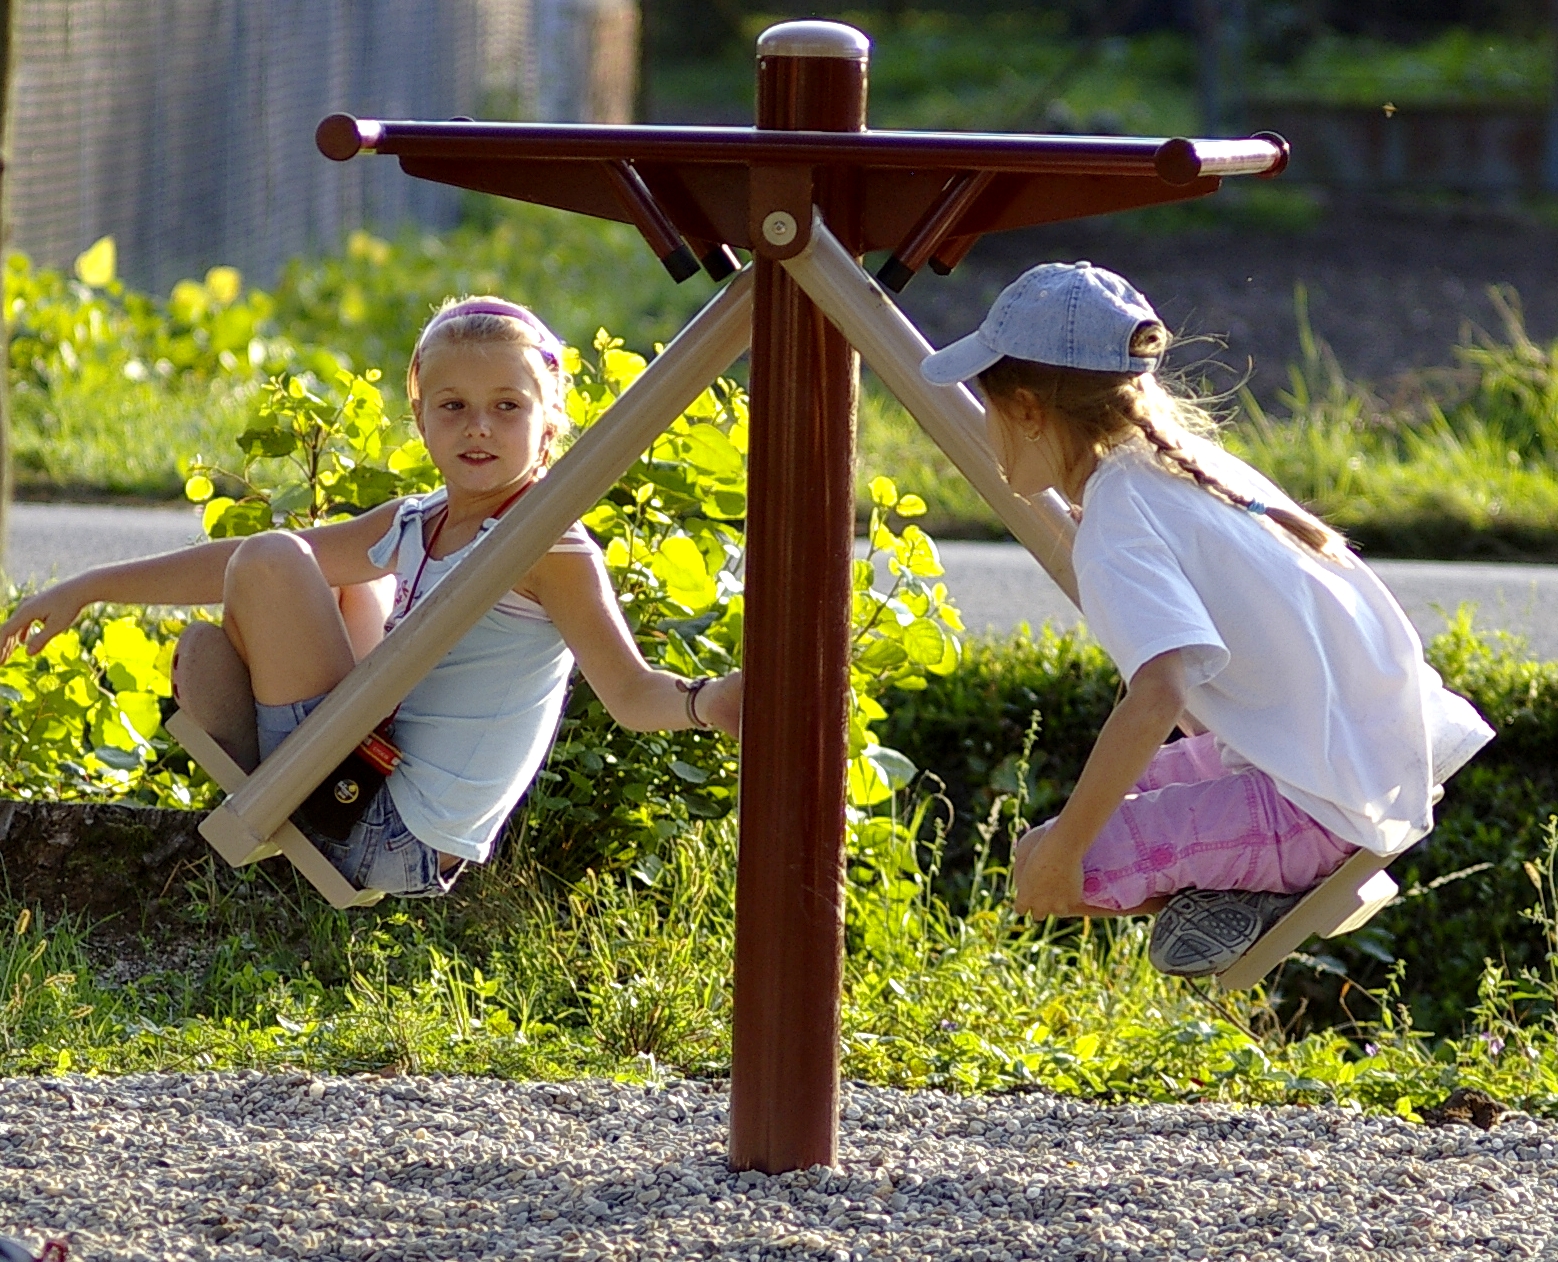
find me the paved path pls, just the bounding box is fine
[929,541,1558,661]
[7,503,1556,659]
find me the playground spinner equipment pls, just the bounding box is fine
[169,20,1405,1173]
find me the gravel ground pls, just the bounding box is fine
[1,1074,1556,1262]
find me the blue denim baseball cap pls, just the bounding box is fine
[920,261,1164,385]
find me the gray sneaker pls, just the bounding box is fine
[1148,888,1306,977]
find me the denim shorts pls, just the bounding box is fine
[255,695,464,899]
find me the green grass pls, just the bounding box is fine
[11,378,258,500]
[1254,28,1551,108]
[7,790,1558,1120]
[1229,287,1558,561]
[881,614,1558,1041]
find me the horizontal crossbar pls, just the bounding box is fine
[319,115,1287,185]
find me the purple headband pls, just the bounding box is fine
[416,299,564,372]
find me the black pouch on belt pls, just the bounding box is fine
[296,722,402,843]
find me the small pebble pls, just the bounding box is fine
[0,1074,1553,1260]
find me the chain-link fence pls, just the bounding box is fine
[7,0,532,293]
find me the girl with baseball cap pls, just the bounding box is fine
[922,262,1492,976]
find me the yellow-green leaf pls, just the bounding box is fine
[74,236,116,287]
[868,475,898,508]
[603,537,631,569]
[116,690,164,741]
[651,536,716,611]
[183,475,214,503]
[169,278,209,324]
[204,266,242,305]
[680,423,743,477]
[895,493,927,517]
[902,620,946,667]
[201,497,236,537]
[929,632,960,676]
[95,618,168,695]
[603,347,647,389]
[847,752,893,807]
[896,525,943,577]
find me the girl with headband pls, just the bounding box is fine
[1,296,743,898]
[920,263,1493,977]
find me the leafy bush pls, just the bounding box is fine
[4,201,711,498]
[0,608,213,809]
[268,206,709,400]
[512,335,962,881]
[183,367,437,535]
[4,240,330,496]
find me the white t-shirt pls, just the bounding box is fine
[1073,436,1492,856]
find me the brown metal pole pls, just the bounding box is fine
[730,19,867,1174]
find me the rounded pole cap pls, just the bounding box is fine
[316,113,363,162]
[756,20,869,59]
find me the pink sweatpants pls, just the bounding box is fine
[1076,732,1358,912]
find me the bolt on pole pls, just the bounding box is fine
[729,20,867,1174]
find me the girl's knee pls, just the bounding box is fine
[225,531,319,590]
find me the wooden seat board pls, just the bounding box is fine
[168,709,384,910]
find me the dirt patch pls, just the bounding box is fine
[897,196,1558,402]
[0,800,208,923]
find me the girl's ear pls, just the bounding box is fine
[1008,386,1048,434]
[412,400,426,437]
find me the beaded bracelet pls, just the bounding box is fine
[678,676,713,729]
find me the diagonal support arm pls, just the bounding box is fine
[780,213,1080,605]
[199,267,756,861]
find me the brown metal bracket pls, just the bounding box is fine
[748,165,814,260]
[684,236,742,282]
[927,234,979,277]
[875,170,994,292]
[604,160,702,283]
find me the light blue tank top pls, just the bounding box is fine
[366,488,599,862]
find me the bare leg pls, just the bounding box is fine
[337,576,396,661]
[1077,897,1170,918]
[171,622,260,772]
[222,533,357,706]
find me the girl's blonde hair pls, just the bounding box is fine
[407,296,572,462]
[978,322,1348,562]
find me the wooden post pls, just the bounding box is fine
[730,20,867,1174]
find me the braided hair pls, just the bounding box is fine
[977,323,1348,563]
